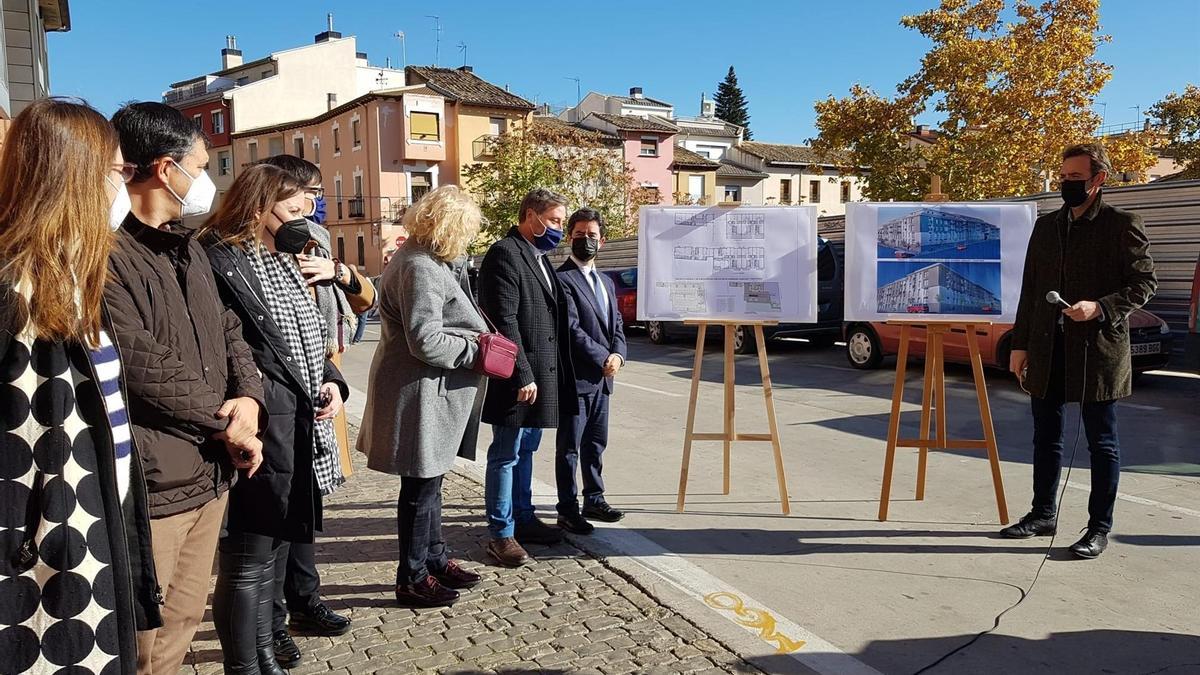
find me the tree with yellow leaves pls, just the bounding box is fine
[1150,85,1200,179]
[812,0,1156,201]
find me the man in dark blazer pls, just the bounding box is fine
[1003,143,1157,559]
[554,208,628,535]
[478,188,577,567]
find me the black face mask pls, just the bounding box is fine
[1060,178,1091,208]
[272,217,312,254]
[571,236,600,261]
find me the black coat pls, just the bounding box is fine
[204,241,349,543]
[1011,193,1157,402]
[478,228,576,428]
[557,258,628,396]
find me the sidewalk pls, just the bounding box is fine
[182,426,762,675]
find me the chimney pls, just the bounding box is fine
[385,57,392,68]
[630,87,644,100]
[327,93,338,111]
[221,35,243,69]
[315,13,343,43]
[1143,118,1152,132]
[700,94,715,119]
[458,65,473,73]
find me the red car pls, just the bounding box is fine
[601,268,638,327]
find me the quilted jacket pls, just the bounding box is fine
[104,214,266,518]
[204,239,349,543]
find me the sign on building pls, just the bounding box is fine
[844,202,1037,322]
[637,206,818,322]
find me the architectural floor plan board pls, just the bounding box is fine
[844,202,1038,322]
[637,206,818,322]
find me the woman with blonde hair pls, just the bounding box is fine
[359,185,489,607]
[0,98,160,674]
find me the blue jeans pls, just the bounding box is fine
[1029,330,1121,532]
[351,312,368,344]
[485,426,543,539]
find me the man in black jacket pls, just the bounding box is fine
[1003,143,1157,559]
[107,102,265,675]
[479,188,576,567]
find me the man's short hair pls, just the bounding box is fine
[518,188,568,223]
[1062,142,1112,177]
[256,154,322,186]
[111,101,209,183]
[567,207,606,238]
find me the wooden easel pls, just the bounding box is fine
[676,320,790,515]
[876,175,1008,523]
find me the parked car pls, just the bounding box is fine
[1185,252,1200,373]
[843,308,1175,374]
[601,268,639,328]
[645,238,845,354]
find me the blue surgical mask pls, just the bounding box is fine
[533,215,564,252]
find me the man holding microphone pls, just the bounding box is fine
[1002,143,1157,558]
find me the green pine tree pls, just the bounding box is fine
[714,66,752,139]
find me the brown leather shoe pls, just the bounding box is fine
[432,559,482,589]
[394,576,459,608]
[487,537,531,567]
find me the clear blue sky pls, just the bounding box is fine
[49,1,1199,144]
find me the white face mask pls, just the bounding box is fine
[165,159,216,218]
[106,176,131,231]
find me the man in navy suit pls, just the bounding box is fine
[555,208,628,534]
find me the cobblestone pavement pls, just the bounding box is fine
[182,431,763,674]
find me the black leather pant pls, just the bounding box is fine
[212,530,288,675]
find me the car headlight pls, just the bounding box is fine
[1160,322,1171,335]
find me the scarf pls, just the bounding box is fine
[306,221,355,355]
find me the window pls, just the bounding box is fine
[313,139,321,164]
[356,235,366,267]
[410,112,440,141]
[639,136,658,157]
[353,175,363,197]
[809,180,821,203]
[336,236,345,262]
[687,175,705,203]
[334,178,343,219]
[723,185,742,202]
[293,137,304,159]
[333,127,341,154]
[217,150,232,176]
[840,181,852,203]
[488,117,506,136]
[211,110,225,135]
[817,240,837,282]
[780,179,792,204]
[192,114,202,131]
[247,141,258,163]
[261,69,273,79]
[236,76,249,86]
[696,144,724,159]
[411,172,432,203]
[268,137,283,157]
[352,119,361,147]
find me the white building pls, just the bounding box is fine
[725,141,868,216]
[1,0,69,121]
[559,86,674,123]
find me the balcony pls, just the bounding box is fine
[473,134,501,160]
[348,198,365,219]
[163,78,234,106]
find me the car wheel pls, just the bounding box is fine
[846,325,883,369]
[733,325,757,354]
[647,321,671,345]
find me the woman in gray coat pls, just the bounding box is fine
[359,186,489,607]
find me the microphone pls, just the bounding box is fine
[1046,290,1071,308]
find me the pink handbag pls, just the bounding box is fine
[475,327,518,380]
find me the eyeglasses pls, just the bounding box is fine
[111,163,137,184]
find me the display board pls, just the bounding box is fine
[844,202,1038,323]
[637,206,818,322]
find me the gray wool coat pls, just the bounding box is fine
[358,240,488,477]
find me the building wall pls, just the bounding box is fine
[625,133,674,204]
[680,136,733,161]
[451,104,530,189]
[3,0,54,118]
[228,38,362,133]
[718,176,765,205]
[762,168,864,216]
